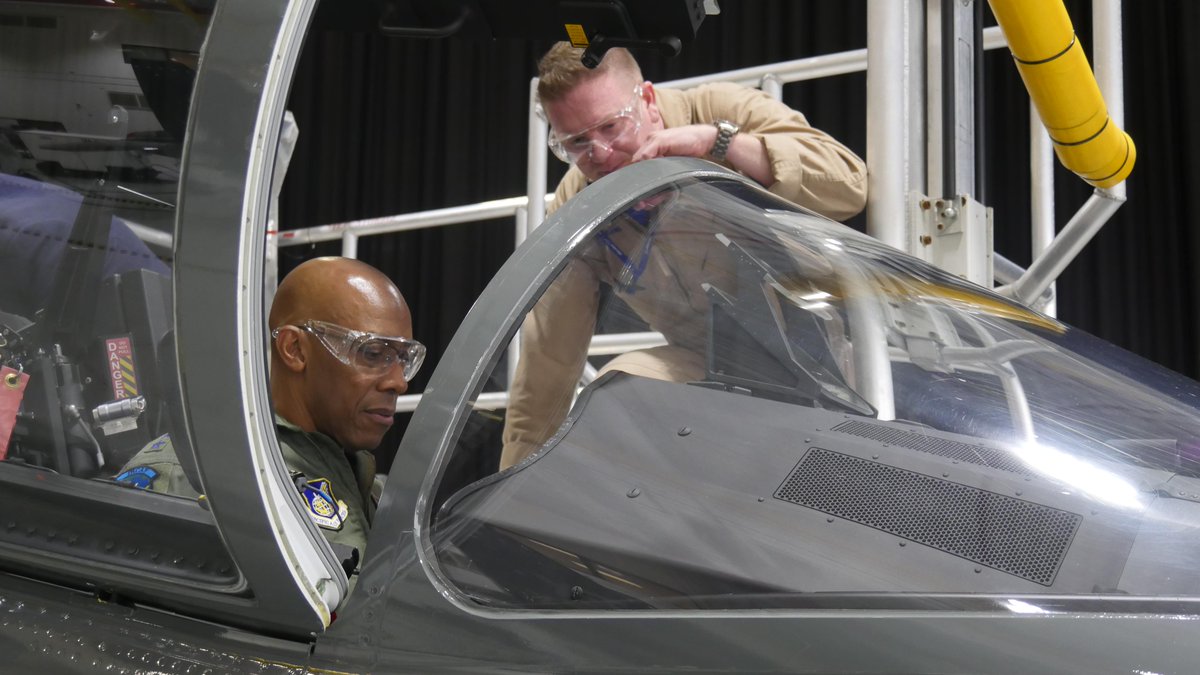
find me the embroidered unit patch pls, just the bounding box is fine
[116,466,159,489]
[300,477,348,531]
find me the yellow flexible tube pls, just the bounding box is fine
[987,0,1135,188]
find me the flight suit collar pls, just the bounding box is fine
[275,414,377,524]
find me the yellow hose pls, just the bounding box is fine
[987,0,1135,188]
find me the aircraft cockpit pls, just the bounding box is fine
[422,160,1200,610]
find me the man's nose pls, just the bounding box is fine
[377,362,409,395]
[586,138,617,163]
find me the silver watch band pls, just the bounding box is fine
[709,119,740,162]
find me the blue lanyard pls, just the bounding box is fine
[596,214,655,293]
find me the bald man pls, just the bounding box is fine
[115,257,424,564]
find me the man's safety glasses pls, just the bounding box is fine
[272,320,426,379]
[547,86,643,164]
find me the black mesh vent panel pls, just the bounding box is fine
[832,420,1030,474]
[775,448,1080,586]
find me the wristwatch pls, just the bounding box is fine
[709,119,740,162]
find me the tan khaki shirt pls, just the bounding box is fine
[547,82,867,220]
[500,83,866,467]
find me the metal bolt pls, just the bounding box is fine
[940,206,958,221]
[678,427,691,436]
[570,586,584,600]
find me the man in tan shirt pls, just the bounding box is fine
[500,43,867,469]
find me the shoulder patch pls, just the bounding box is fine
[115,465,159,489]
[298,476,349,531]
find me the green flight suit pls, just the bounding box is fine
[114,415,376,561]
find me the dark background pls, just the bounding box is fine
[279,1,1200,471]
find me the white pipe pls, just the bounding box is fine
[661,27,1003,92]
[397,331,666,413]
[587,331,667,355]
[760,73,783,100]
[666,48,866,90]
[1093,0,1126,200]
[340,231,358,259]
[274,196,529,246]
[508,206,527,390]
[394,390,510,413]
[125,220,174,249]
[526,77,549,233]
[844,267,895,420]
[1004,189,1125,306]
[866,0,923,251]
[1030,102,1057,316]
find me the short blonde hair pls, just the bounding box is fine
[536,42,643,103]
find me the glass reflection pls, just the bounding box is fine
[1,1,208,482]
[431,174,1200,611]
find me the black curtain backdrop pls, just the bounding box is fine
[280,1,1200,472]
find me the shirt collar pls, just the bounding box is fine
[274,413,342,452]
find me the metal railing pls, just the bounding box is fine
[266,6,1127,413]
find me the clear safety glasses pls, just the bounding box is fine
[547,86,644,164]
[272,320,426,379]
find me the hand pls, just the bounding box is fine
[630,124,719,163]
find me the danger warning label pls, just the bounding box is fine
[106,336,138,400]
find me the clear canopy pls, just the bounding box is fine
[432,175,1200,610]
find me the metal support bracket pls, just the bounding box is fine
[911,192,993,287]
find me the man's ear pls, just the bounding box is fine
[642,81,662,125]
[274,328,308,373]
